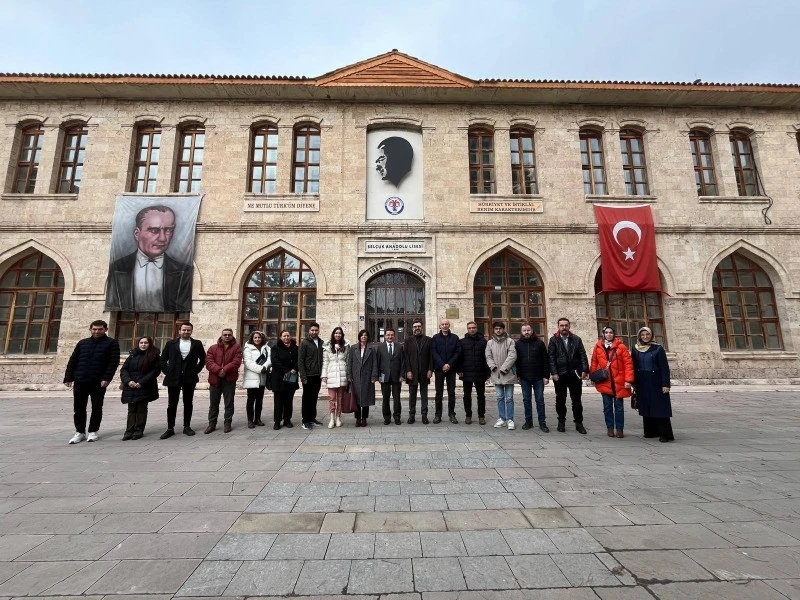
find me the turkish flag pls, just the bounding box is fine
[594,204,661,292]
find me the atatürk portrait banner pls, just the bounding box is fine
[366,129,423,220]
[105,195,203,313]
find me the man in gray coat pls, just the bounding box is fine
[485,322,518,431]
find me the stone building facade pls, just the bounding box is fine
[1,51,799,388]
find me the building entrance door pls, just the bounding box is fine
[365,271,425,343]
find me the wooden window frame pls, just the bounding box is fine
[291,124,320,194]
[130,124,162,193]
[241,250,317,342]
[114,311,189,354]
[473,249,546,337]
[580,128,607,195]
[0,252,64,354]
[174,124,204,192]
[619,128,649,195]
[713,252,782,350]
[689,129,718,196]
[509,127,538,194]
[248,123,279,194]
[365,271,425,344]
[468,127,496,194]
[729,130,762,196]
[13,123,45,194]
[56,123,89,194]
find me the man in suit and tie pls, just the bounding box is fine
[377,328,405,425]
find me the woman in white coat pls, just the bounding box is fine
[243,330,270,428]
[321,326,350,428]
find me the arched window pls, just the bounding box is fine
[689,129,718,196]
[248,123,279,194]
[13,123,45,194]
[365,271,425,343]
[291,124,320,193]
[242,250,317,341]
[729,130,762,196]
[474,250,545,337]
[594,268,667,350]
[713,252,782,350]
[619,128,649,195]
[468,127,495,193]
[509,127,537,194]
[115,311,189,354]
[57,123,88,193]
[579,128,606,194]
[175,124,205,192]
[0,252,64,354]
[130,123,161,193]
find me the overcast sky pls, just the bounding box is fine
[2,0,798,84]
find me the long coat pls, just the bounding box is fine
[322,340,350,389]
[632,343,672,418]
[346,345,378,407]
[120,349,161,404]
[590,338,634,399]
[242,342,270,388]
[402,334,433,384]
[270,341,300,394]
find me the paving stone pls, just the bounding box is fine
[86,513,178,534]
[17,534,127,561]
[230,513,324,533]
[244,495,298,513]
[400,481,433,495]
[459,555,518,589]
[0,534,50,560]
[765,579,800,599]
[460,530,512,556]
[648,580,788,599]
[206,534,277,560]
[479,493,523,509]
[545,527,606,553]
[155,496,254,513]
[294,559,351,595]
[326,533,375,559]
[159,511,241,533]
[567,506,634,527]
[704,521,800,547]
[520,508,579,528]
[550,490,631,507]
[375,495,411,512]
[655,503,722,524]
[551,553,621,587]
[612,550,714,582]
[420,532,467,557]
[347,559,413,594]
[502,529,559,554]
[443,509,530,531]
[321,512,356,533]
[0,513,102,535]
[412,557,466,592]
[410,494,448,512]
[505,554,571,588]
[266,533,331,559]
[685,546,800,580]
[103,533,222,559]
[374,533,422,559]
[14,497,103,513]
[0,561,91,596]
[612,504,673,525]
[293,496,342,512]
[355,511,446,533]
[444,494,486,510]
[586,524,734,551]
[224,559,303,596]
[693,501,763,522]
[83,496,168,513]
[87,559,201,595]
[593,587,659,600]
[176,561,241,597]
[340,495,376,512]
[0,562,32,586]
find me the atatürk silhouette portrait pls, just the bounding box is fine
[375,136,414,187]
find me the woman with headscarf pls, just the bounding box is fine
[631,327,674,442]
[589,326,633,438]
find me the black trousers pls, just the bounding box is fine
[643,416,674,440]
[381,381,402,419]
[125,402,149,436]
[167,381,196,429]
[434,370,457,417]
[301,376,322,424]
[246,387,265,423]
[355,405,370,420]
[554,372,584,424]
[407,380,429,416]
[462,380,486,418]
[73,381,107,434]
[274,389,295,424]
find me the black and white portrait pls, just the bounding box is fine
[105,195,202,312]
[366,129,423,220]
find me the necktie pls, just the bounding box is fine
[389,343,393,356]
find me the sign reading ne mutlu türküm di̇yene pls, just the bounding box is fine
[366,130,423,220]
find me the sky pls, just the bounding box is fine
[1,0,799,84]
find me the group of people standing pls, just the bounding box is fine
[63,317,674,443]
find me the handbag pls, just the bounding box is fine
[340,384,357,413]
[283,372,298,383]
[630,393,639,410]
[589,369,609,383]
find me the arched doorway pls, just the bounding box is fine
[473,249,546,337]
[365,271,424,343]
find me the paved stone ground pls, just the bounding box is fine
[0,386,799,600]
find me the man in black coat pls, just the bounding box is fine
[516,324,550,432]
[403,319,433,424]
[432,319,463,424]
[458,322,489,425]
[159,321,206,438]
[63,320,121,444]
[298,323,324,429]
[548,317,590,434]
[376,328,405,425]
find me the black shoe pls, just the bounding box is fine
[131,432,143,440]
[255,419,265,426]
[407,416,415,424]
[539,423,550,433]
[273,423,281,430]
[283,421,294,428]
[557,422,566,433]
[576,423,587,435]
[449,415,458,424]
[384,418,391,425]
[122,432,133,441]
[313,419,323,426]
[394,417,401,425]
[433,416,442,424]
[159,428,175,440]
[422,415,430,424]
[521,420,533,430]
[659,436,671,443]
[183,426,196,436]
[247,420,255,429]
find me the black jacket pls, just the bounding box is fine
[120,349,161,404]
[160,337,206,386]
[298,336,324,379]
[548,332,589,377]
[459,332,489,383]
[64,334,121,384]
[432,332,462,371]
[270,340,299,393]
[515,336,549,382]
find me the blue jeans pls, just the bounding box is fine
[519,378,546,424]
[495,384,514,421]
[602,394,624,430]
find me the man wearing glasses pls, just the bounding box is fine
[402,320,433,424]
[106,205,192,312]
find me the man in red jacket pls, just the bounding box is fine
[205,328,243,434]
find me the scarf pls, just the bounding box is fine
[635,342,652,352]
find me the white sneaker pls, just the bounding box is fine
[68,432,85,444]
[493,419,506,428]
[335,415,342,427]
[507,420,515,430]
[328,414,335,429]
[86,432,99,442]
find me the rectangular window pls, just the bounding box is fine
[689,130,718,196]
[469,128,495,194]
[57,124,88,193]
[13,124,45,194]
[114,311,189,354]
[248,124,279,194]
[175,125,204,192]
[291,125,320,193]
[580,130,606,195]
[130,125,161,193]
[619,129,649,195]
[729,131,762,196]
[510,128,537,194]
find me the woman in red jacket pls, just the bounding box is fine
[590,327,634,438]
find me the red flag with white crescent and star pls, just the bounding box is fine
[593,204,661,292]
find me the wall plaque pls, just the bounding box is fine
[470,200,543,213]
[365,240,426,253]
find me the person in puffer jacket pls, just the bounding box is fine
[321,327,350,428]
[590,326,633,438]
